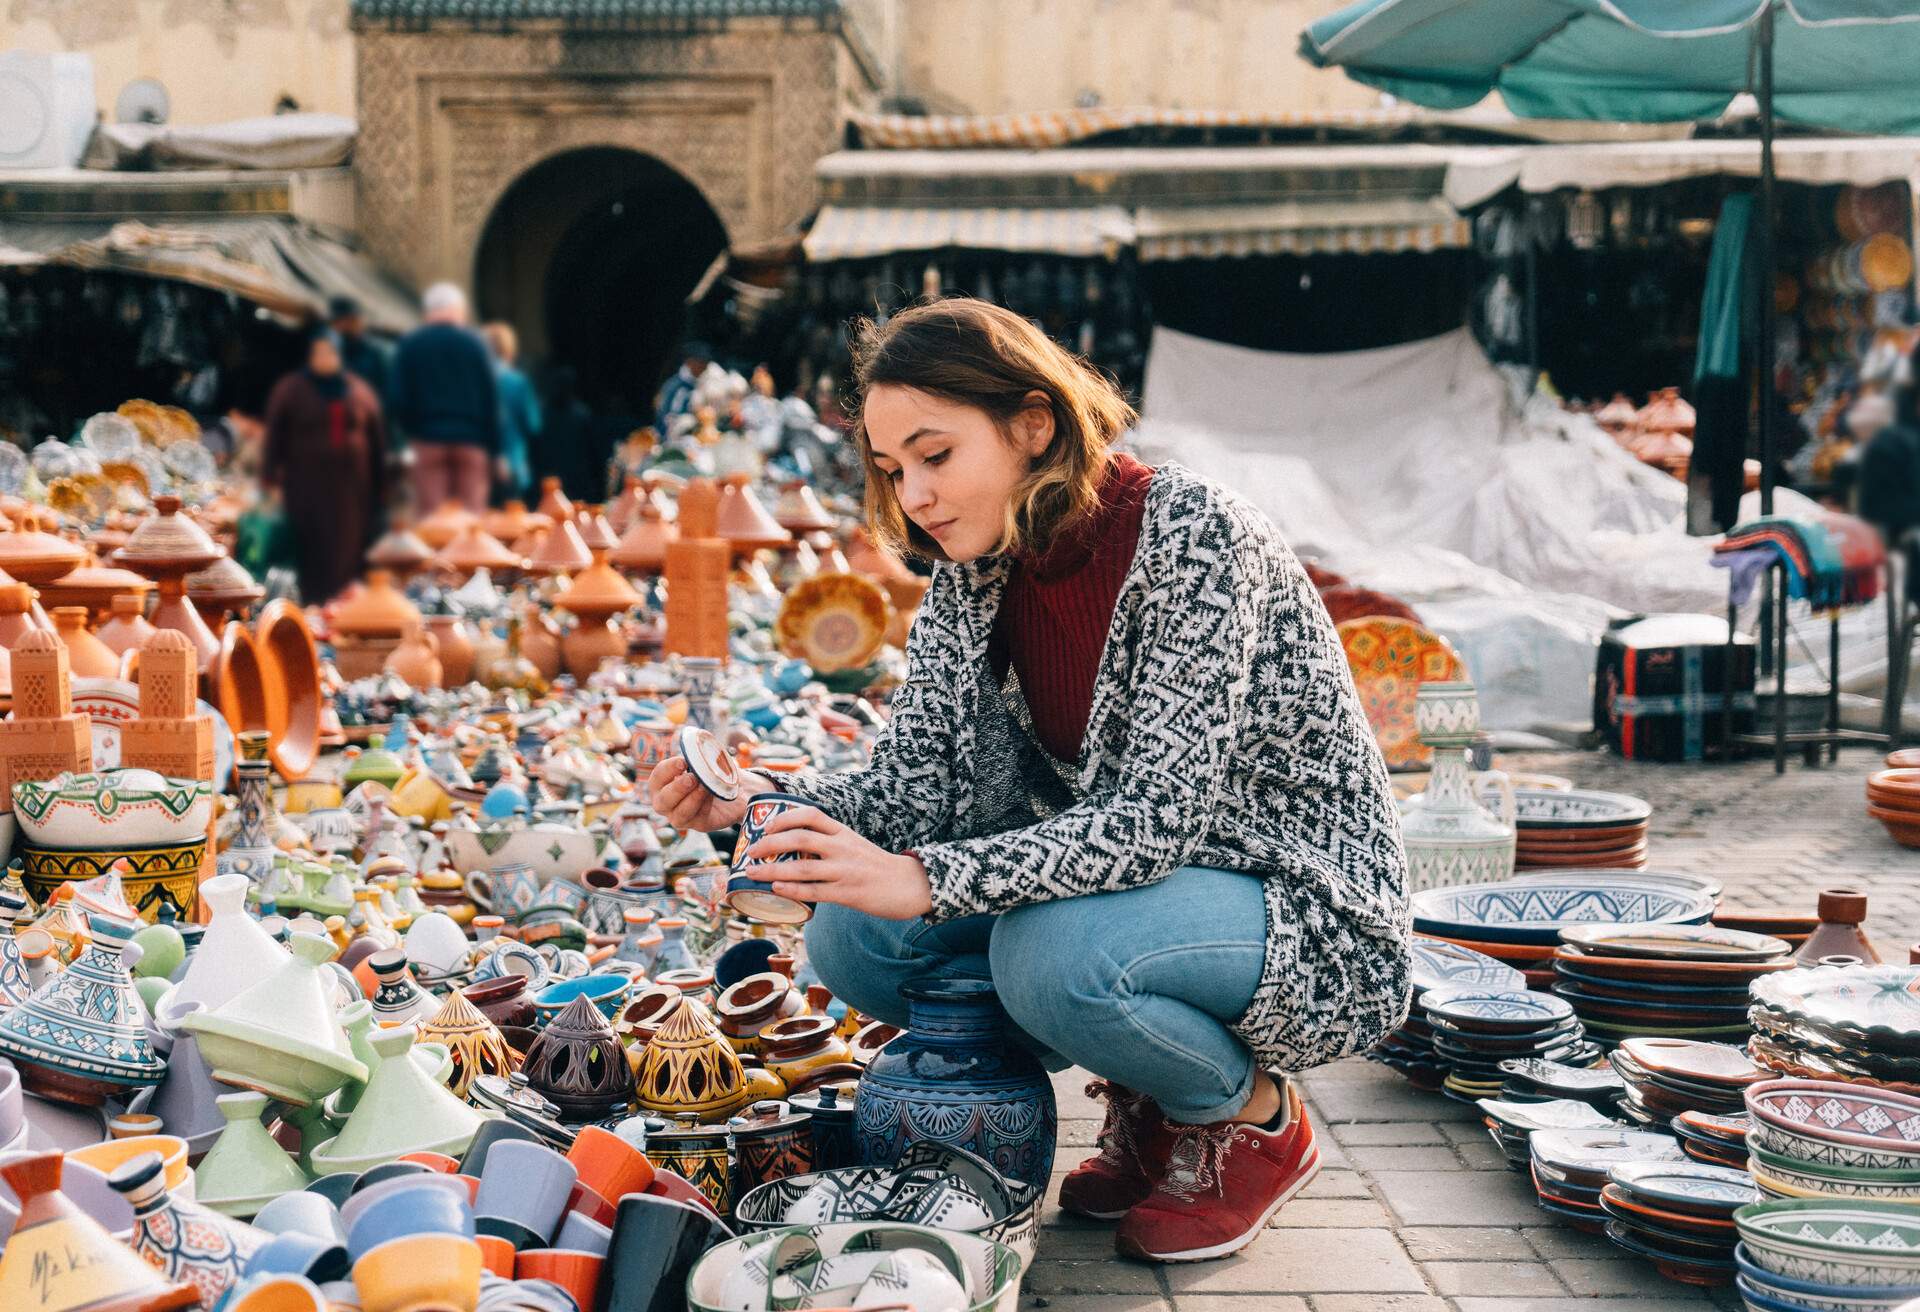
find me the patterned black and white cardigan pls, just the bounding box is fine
[779,461,1412,1072]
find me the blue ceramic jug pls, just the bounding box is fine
[853,979,1055,1190]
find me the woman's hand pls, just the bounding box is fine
[742,806,934,921]
[646,756,773,832]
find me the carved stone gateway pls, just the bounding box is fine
[351,7,878,293]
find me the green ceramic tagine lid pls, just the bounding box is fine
[309,1024,486,1176]
[192,1091,312,1219]
[179,933,366,1108]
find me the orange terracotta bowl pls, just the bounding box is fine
[208,620,269,735]
[256,599,321,780]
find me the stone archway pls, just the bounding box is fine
[473,147,729,412]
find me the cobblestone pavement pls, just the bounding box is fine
[1021,746,1920,1311]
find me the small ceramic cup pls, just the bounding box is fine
[603,1193,730,1312]
[459,1119,545,1179]
[251,1190,348,1245]
[724,793,819,926]
[107,1112,163,1141]
[241,1231,351,1286]
[474,1140,578,1245]
[225,1274,330,1312]
[350,1233,483,1312]
[565,1125,656,1205]
[515,1249,605,1311]
[346,1179,476,1262]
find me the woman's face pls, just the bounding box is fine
[863,384,1053,563]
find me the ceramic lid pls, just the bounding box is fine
[331,571,422,637]
[609,509,677,573]
[310,1025,482,1171]
[714,475,791,551]
[555,560,640,618]
[526,520,593,576]
[114,495,224,572]
[186,555,265,604]
[435,526,524,575]
[167,875,289,1014]
[195,933,355,1059]
[678,727,740,800]
[0,528,84,586]
[482,502,551,544]
[574,511,620,554]
[773,482,836,534]
[366,527,434,570]
[416,501,478,550]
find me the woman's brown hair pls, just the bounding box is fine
[849,297,1137,560]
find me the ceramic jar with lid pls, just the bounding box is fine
[728,1099,814,1201]
[760,1014,857,1095]
[644,1114,734,1217]
[522,993,637,1122]
[1399,682,1516,893]
[788,1081,861,1171]
[1796,888,1882,964]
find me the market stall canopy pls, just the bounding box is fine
[83,114,356,173]
[1134,196,1467,260]
[803,205,1134,261]
[1446,135,1920,209]
[0,217,418,335]
[1300,0,1920,135]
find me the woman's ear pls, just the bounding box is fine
[1018,391,1055,458]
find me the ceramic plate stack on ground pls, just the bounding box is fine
[1418,985,1598,1104]
[1865,768,1920,849]
[1713,909,1820,955]
[1371,937,1524,1090]
[1476,1096,1622,1170]
[1735,1199,1920,1311]
[1601,1160,1759,1286]
[1671,1110,1753,1169]
[1552,923,1796,1050]
[1749,964,1920,1091]
[1496,1057,1625,1111]
[1527,1126,1687,1233]
[1510,788,1652,871]
[1609,1037,1768,1130]
[1743,1078,1920,1203]
[1414,878,1716,993]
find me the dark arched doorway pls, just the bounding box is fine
[474,148,728,413]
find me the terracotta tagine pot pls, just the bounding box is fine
[96,592,159,656]
[555,556,640,680]
[37,564,154,622]
[253,598,322,781]
[773,480,836,534]
[113,495,226,670]
[424,614,477,686]
[50,605,121,679]
[516,606,564,682]
[715,473,791,558]
[536,478,575,524]
[0,525,84,586]
[482,500,551,545]
[0,1151,199,1312]
[416,500,478,551]
[331,570,420,640]
[366,525,435,577]
[0,580,46,646]
[526,519,593,577]
[609,501,677,575]
[434,525,524,577]
[606,477,648,534]
[186,556,265,628]
[574,509,619,554]
[384,623,443,690]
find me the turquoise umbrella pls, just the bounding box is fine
[1302,0,1920,511]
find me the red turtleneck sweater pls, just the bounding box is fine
[989,453,1155,762]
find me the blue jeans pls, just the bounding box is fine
[804,866,1267,1124]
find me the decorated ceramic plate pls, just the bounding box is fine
[1497,1057,1626,1095]
[1619,1038,1763,1087]
[775,573,889,673]
[1335,617,1465,770]
[1745,1079,1920,1155]
[70,676,234,792]
[1418,986,1573,1032]
[1529,1128,1686,1179]
[1750,965,1920,1043]
[1409,936,1525,994]
[1607,1161,1762,1215]
[1510,788,1653,831]
[1559,923,1789,962]
[1412,880,1715,946]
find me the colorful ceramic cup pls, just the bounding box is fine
[226,1274,330,1312]
[349,1233,482,1312]
[603,1193,731,1312]
[250,1190,347,1244]
[345,1179,476,1261]
[724,793,819,926]
[474,1140,577,1245]
[474,1234,515,1278]
[566,1124,656,1205]
[242,1231,351,1286]
[554,1210,614,1258]
[531,973,630,1029]
[458,1119,545,1179]
[515,1249,605,1310]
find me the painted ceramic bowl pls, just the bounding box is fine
[1748,1147,1920,1202]
[1411,878,1714,946]
[445,823,600,886]
[1746,1079,1920,1171]
[13,769,214,849]
[531,974,631,1029]
[1736,1200,1920,1286]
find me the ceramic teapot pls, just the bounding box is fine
[1398,682,1516,893]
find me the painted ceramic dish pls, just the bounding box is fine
[1412,879,1714,946]
[1732,1245,1920,1309]
[1409,936,1525,993]
[1336,617,1466,770]
[1509,788,1653,830]
[13,769,214,849]
[1745,1079,1920,1162]
[1529,1128,1686,1180]
[1751,965,1920,1043]
[1618,1038,1765,1088]
[774,573,890,674]
[1735,1200,1920,1286]
[1558,923,1790,962]
[1607,1161,1762,1215]
[72,676,235,791]
[1419,987,1572,1033]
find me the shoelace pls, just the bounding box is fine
[1086,1079,1142,1169]
[1156,1121,1245,1203]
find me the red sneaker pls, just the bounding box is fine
[1114,1082,1320,1263]
[1057,1080,1177,1220]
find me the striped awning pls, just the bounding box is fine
[846,106,1435,151]
[1134,197,1470,261]
[802,205,1134,261]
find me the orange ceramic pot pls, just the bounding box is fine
[424,615,476,686]
[208,620,269,734]
[50,606,121,678]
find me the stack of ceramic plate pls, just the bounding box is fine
[1744,1078,1920,1204]
[1372,937,1524,1090]
[1866,768,1920,849]
[1552,922,1796,1049]
[1671,1110,1752,1169]
[1419,986,1599,1102]
[1735,1201,1920,1310]
[1528,1127,1687,1234]
[1478,1097,1622,1170]
[1414,878,1717,993]
[1609,1038,1768,1128]
[1713,909,1819,954]
[1497,1057,1626,1112]
[1510,788,1652,871]
[1601,1161,1758,1286]
[1750,964,1920,1092]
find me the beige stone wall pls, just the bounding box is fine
[353,21,860,291]
[2,0,355,123]
[888,0,1377,116]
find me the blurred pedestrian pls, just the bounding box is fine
[1861,367,1920,599]
[329,295,391,399]
[389,283,499,514]
[533,366,607,503]
[263,329,387,604]
[482,322,539,506]
[655,340,711,430]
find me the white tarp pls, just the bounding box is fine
[83,114,356,172]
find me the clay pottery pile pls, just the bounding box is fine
[1552,922,1794,1050]
[330,571,420,681]
[415,500,477,551]
[1866,768,1920,847]
[1510,788,1652,871]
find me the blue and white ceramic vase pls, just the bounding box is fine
[853,979,1056,1190]
[652,918,699,976]
[0,915,167,1105]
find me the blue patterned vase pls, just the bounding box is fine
[853,979,1056,1190]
